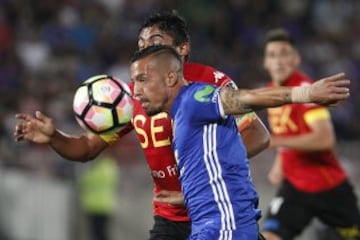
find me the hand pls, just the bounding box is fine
[310,72,350,105]
[153,190,185,206]
[14,111,56,144]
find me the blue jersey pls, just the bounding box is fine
[170,83,261,238]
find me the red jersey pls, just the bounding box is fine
[101,62,240,221]
[267,71,346,193]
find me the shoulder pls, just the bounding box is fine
[174,83,223,121]
[184,62,233,87]
[184,82,217,97]
[179,83,219,106]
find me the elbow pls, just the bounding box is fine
[319,136,336,151]
[247,133,270,158]
[62,149,99,163]
[80,156,95,163]
[242,117,271,158]
[262,135,271,150]
[256,125,271,152]
[317,129,336,151]
[81,151,101,162]
[64,155,95,163]
[256,132,271,153]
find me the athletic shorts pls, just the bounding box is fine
[262,179,360,239]
[149,215,191,240]
[189,220,265,240]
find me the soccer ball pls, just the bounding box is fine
[73,75,133,134]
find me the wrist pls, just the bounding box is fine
[49,129,59,144]
[291,86,311,103]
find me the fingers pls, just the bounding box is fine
[153,190,185,206]
[14,121,28,142]
[324,73,350,89]
[154,190,171,198]
[331,80,350,99]
[325,72,346,81]
[16,111,48,122]
[153,192,168,203]
[14,127,25,142]
[14,112,40,142]
[35,111,46,121]
[330,92,350,101]
[15,113,34,121]
[320,73,351,103]
[331,79,350,86]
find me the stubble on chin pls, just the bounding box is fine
[145,107,162,116]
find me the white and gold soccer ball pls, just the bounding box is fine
[73,75,133,134]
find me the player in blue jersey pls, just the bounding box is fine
[129,45,350,240]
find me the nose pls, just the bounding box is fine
[133,82,142,100]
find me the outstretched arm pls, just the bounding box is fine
[270,117,335,151]
[220,72,350,115]
[14,111,108,162]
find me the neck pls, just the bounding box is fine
[164,78,187,112]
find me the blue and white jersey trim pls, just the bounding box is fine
[203,123,236,232]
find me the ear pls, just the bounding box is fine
[167,71,178,87]
[176,42,190,58]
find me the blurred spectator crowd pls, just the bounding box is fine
[1,0,360,177]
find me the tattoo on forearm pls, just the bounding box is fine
[220,86,293,115]
[220,88,252,114]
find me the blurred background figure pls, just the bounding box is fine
[260,28,360,240]
[78,152,119,240]
[1,0,360,239]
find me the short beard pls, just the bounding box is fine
[144,96,168,116]
[145,108,162,116]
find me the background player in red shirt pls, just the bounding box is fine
[261,28,360,240]
[13,11,270,240]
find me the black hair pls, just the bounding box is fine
[130,45,182,64]
[264,28,296,47]
[139,10,190,46]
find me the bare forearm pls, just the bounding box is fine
[272,133,334,151]
[220,73,350,115]
[50,130,107,162]
[221,87,292,115]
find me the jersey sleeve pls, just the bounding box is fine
[183,84,226,124]
[235,112,258,132]
[304,107,331,124]
[218,71,258,132]
[184,63,258,130]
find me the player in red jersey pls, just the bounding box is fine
[261,28,360,240]
[14,11,270,240]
